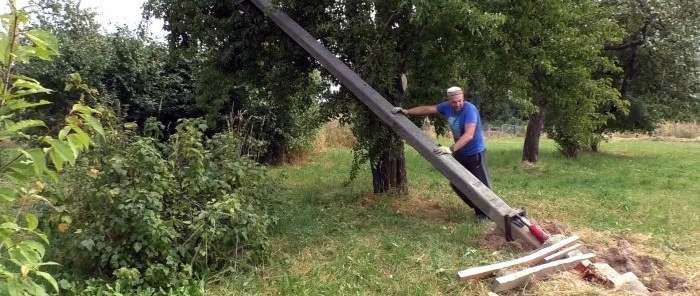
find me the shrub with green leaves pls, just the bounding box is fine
[1,1,104,295]
[44,118,278,294]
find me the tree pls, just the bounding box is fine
[316,0,504,193]
[599,0,700,138]
[23,0,201,136]
[101,28,200,134]
[144,0,324,163]
[477,0,624,161]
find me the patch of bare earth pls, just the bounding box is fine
[582,235,695,294]
[478,220,573,255]
[475,222,696,295]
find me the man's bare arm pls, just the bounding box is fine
[452,123,476,152]
[405,105,438,116]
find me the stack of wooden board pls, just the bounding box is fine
[456,235,649,294]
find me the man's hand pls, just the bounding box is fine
[392,107,408,115]
[434,145,452,155]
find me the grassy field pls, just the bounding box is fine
[207,136,700,295]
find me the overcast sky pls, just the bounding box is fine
[12,0,167,39]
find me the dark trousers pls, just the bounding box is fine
[449,151,492,216]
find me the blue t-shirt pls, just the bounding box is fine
[436,101,485,156]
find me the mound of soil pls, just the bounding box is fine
[584,237,693,293]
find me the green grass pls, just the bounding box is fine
[206,138,700,295]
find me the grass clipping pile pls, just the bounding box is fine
[478,221,696,295]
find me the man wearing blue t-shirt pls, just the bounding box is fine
[392,86,491,220]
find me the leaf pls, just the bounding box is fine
[79,113,105,137]
[48,148,64,171]
[80,239,94,251]
[133,242,142,252]
[68,124,92,149]
[35,270,60,293]
[6,77,53,98]
[1,222,21,232]
[24,29,59,60]
[24,213,38,231]
[0,187,16,203]
[4,99,51,111]
[71,104,98,115]
[58,125,71,140]
[66,134,84,156]
[9,240,45,265]
[124,122,138,130]
[19,148,48,176]
[47,139,76,166]
[5,120,46,132]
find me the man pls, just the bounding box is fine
[392,86,492,220]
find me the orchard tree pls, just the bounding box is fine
[316,0,505,193]
[145,0,324,163]
[479,0,625,161]
[101,28,200,134]
[599,0,700,137]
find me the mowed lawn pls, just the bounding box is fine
[207,138,700,295]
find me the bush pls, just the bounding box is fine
[43,118,279,294]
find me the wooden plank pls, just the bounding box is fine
[492,253,596,293]
[457,235,579,280]
[543,243,582,262]
[247,0,543,248]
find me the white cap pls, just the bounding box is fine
[446,86,463,96]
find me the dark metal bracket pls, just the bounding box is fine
[503,207,527,241]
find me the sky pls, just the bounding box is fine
[12,0,167,40]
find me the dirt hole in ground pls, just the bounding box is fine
[583,236,693,293]
[478,221,695,294]
[478,220,575,254]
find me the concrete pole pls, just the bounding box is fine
[246,0,541,248]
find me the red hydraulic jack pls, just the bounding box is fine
[504,208,550,244]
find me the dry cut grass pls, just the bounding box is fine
[655,121,700,139]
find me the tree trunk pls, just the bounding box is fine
[370,71,409,194]
[522,105,546,163]
[620,47,638,100]
[371,140,408,194]
[590,134,601,152]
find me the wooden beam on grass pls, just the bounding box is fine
[492,253,596,293]
[457,235,579,280]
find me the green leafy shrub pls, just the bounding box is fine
[1,2,104,295]
[44,118,278,294]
